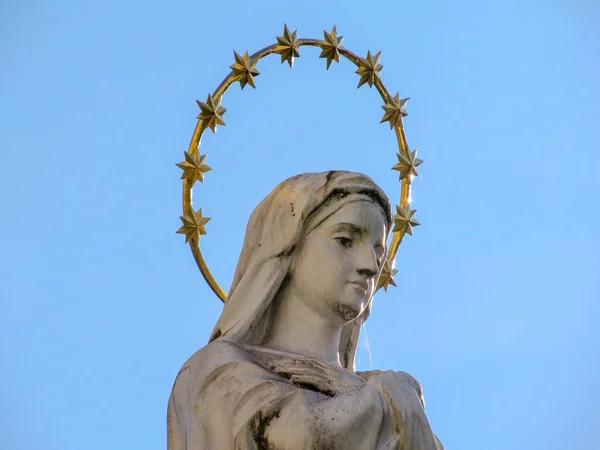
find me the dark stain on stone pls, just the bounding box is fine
[325,188,350,205]
[325,170,336,185]
[275,244,296,258]
[274,370,292,380]
[293,381,335,398]
[209,328,222,342]
[250,410,281,450]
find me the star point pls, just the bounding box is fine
[356,51,383,88]
[176,151,212,186]
[230,50,260,89]
[377,259,399,292]
[196,94,226,133]
[177,208,211,243]
[392,148,423,180]
[380,93,409,129]
[393,205,420,236]
[319,26,344,69]
[275,24,300,68]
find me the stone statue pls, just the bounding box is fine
[168,171,443,449]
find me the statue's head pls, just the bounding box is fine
[283,188,388,327]
[211,171,392,369]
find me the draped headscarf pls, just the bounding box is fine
[209,171,392,370]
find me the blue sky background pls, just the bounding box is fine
[1,0,599,448]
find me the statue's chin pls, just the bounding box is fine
[336,300,364,322]
[336,285,370,320]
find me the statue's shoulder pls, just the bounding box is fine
[183,340,252,367]
[395,371,423,394]
[357,370,424,397]
[392,371,425,408]
[175,340,254,383]
[169,341,259,417]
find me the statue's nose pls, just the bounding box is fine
[357,247,378,278]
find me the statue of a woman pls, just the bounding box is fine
[168,171,443,449]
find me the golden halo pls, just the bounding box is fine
[177,24,422,302]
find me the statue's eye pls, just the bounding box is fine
[336,237,353,248]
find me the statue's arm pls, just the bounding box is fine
[359,370,444,450]
[265,381,394,449]
[169,342,398,449]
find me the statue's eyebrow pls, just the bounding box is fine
[330,222,367,236]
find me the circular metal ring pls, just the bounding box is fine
[177,25,422,302]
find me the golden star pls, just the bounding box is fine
[230,51,260,89]
[380,93,409,129]
[196,94,226,133]
[176,151,212,186]
[319,26,343,69]
[177,208,211,243]
[377,259,399,292]
[356,51,383,88]
[275,24,300,68]
[393,205,420,236]
[392,149,423,180]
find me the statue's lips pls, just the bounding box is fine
[348,280,369,292]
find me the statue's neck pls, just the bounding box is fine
[262,290,343,367]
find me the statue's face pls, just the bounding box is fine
[288,200,387,325]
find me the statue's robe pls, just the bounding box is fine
[168,341,443,450]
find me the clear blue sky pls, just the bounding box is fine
[1,0,599,448]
